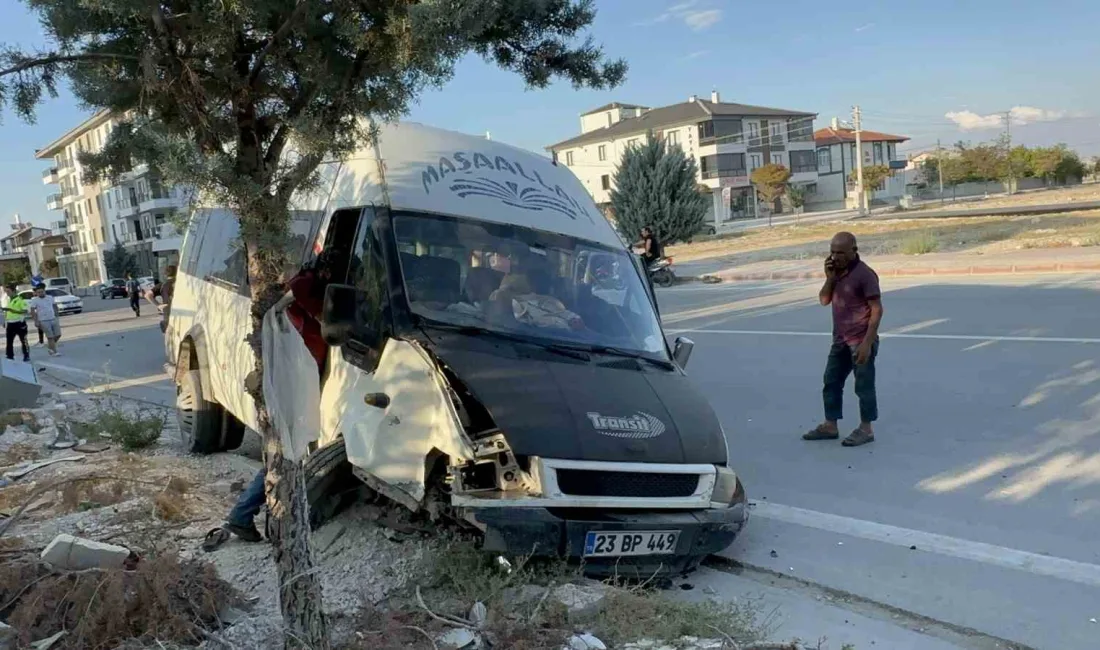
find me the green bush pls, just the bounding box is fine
[89,408,166,451]
[899,231,939,255]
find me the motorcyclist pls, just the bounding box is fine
[635,226,663,267]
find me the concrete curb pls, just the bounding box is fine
[692,261,1100,283]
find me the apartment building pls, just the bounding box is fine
[0,217,68,276]
[810,118,910,210]
[547,92,818,224]
[36,111,189,288]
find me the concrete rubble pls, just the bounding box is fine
[40,533,132,570]
[437,627,481,649]
[567,632,607,650]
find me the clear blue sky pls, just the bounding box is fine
[2,0,1098,228]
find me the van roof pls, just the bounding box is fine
[304,122,622,248]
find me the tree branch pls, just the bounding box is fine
[0,52,141,78]
[248,0,309,87]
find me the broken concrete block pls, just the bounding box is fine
[468,601,487,628]
[0,360,41,412]
[567,633,606,650]
[437,628,480,649]
[40,534,131,570]
[552,583,609,616]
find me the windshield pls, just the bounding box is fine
[392,213,666,358]
[46,289,69,297]
[46,278,67,286]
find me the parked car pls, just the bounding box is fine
[100,279,128,299]
[18,288,83,315]
[43,276,73,295]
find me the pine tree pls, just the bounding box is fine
[103,241,138,279]
[609,137,708,245]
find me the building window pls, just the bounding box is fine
[598,145,607,162]
[863,147,872,165]
[873,142,883,164]
[106,192,112,209]
[700,153,746,179]
[627,138,640,148]
[666,131,680,146]
[771,153,785,166]
[769,122,784,144]
[749,153,763,170]
[606,112,612,128]
[790,150,817,173]
[565,151,573,166]
[817,149,831,173]
[747,122,760,144]
[601,175,611,190]
[697,121,714,141]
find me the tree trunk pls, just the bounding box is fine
[245,234,329,650]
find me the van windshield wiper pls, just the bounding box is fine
[421,321,592,361]
[586,345,677,371]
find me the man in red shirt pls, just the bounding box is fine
[803,232,884,447]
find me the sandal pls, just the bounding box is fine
[842,428,875,447]
[201,527,231,552]
[802,426,840,441]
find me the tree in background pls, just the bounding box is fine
[0,2,624,647]
[849,164,892,205]
[1030,146,1065,185]
[957,143,1005,183]
[750,163,791,212]
[787,183,807,212]
[610,137,708,244]
[1054,148,1087,184]
[39,258,59,277]
[103,242,138,279]
[1,260,30,287]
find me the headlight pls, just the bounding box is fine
[712,466,745,506]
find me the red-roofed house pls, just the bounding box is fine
[809,118,909,210]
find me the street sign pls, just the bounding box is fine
[889,160,907,170]
[721,187,731,205]
[719,175,750,188]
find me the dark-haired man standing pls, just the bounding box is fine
[803,232,883,447]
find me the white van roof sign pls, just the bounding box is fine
[373,123,622,247]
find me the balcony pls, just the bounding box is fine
[46,193,63,210]
[42,167,59,185]
[49,220,67,236]
[702,169,748,180]
[790,164,818,174]
[152,223,183,253]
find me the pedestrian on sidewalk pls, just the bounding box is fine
[125,273,141,317]
[32,282,45,347]
[29,285,62,356]
[803,232,884,447]
[2,284,30,362]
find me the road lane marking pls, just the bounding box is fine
[668,328,1100,344]
[752,501,1100,588]
[36,361,174,393]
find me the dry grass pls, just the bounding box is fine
[898,231,939,255]
[345,540,769,650]
[0,553,238,649]
[669,210,1100,265]
[2,442,42,466]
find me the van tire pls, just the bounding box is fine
[177,370,224,454]
[304,437,359,530]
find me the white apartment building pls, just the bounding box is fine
[810,119,910,210]
[546,92,818,224]
[36,110,189,288]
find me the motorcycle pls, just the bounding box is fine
[647,256,676,288]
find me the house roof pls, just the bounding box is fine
[549,99,817,150]
[581,102,648,116]
[814,127,909,146]
[0,225,47,243]
[24,233,68,246]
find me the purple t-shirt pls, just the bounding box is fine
[831,259,881,345]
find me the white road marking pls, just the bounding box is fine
[36,361,174,392]
[660,280,805,293]
[752,501,1100,589]
[669,328,1100,344]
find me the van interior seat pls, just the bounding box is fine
[400,252,461,304]
[464,267,504,304]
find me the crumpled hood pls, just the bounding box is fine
[430,337,727,465]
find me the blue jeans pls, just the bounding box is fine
[823,339,878,423]
[227,469,266,528]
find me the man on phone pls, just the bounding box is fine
[803,232,883,447]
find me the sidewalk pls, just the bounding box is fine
[695,247,1100,282]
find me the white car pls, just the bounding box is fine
[19,288,83,316]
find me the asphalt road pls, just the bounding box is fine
[37,279,1100,648]
[658,273,1100,649]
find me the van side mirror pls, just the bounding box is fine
[321,284,360,346]
[673,336,694,369]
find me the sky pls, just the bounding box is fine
[2,0,1099,228]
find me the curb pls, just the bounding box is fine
[696,262,1100,283]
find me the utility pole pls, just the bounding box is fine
[1002,110,1014,194]
[853,105,865,216]
[936,139,944,204]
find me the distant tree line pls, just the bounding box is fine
[920,137,1094,190]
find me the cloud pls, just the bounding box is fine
[638,1,722,31]
[945,106,1084,131]
[854,22,875,32]
[681,50,710,60]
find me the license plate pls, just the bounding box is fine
[583,530,679,557]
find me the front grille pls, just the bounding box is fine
[556,469,699,498]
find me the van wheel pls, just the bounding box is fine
[177,370,224,454]
[304,437,361,530]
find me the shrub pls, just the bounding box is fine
[900,231,939,255]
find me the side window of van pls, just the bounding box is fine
[179,211,209,277]
[198,213,249,296]
[318,208,362,284]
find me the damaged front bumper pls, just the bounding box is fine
[466,497,748,578]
